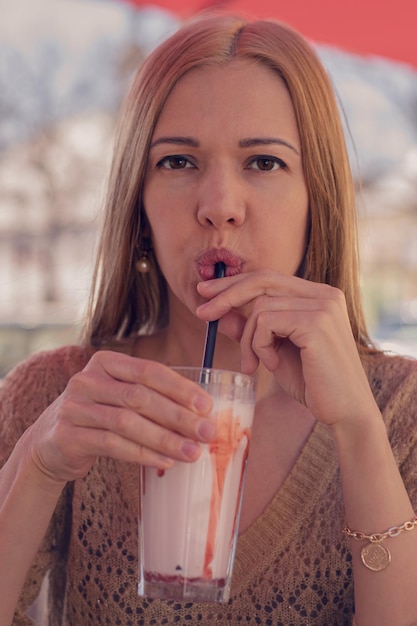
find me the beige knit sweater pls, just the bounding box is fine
[1,345,417,626]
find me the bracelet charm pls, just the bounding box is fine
[342,515,417,572]
[360,541,391,571]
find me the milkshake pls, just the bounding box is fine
[138,368,256,602]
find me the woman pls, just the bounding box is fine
[1,12,417,626]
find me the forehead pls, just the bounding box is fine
[152,59,300,143]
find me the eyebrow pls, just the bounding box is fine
[239,137,300,155]
[150,136,199,149]
[150,135,300,155]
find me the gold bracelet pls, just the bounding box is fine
[342,515,417,572]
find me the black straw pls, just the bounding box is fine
[201,261,226,374]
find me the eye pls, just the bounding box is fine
[246,156,286,172]
[156,155,195,170]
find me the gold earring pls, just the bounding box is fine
[135,244,151,273]
[136,252,150,273]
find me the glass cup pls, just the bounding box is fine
[138,367,256,603]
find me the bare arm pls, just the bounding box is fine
[0,435,66,626]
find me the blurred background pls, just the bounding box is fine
[1,0,417,378]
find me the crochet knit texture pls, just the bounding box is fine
[1,345,417,626]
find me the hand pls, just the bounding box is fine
[25,352,214,485]
[197,271,378,429]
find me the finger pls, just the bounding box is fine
[217,296,323,373]
[248,316,283,372]
[54,397,203,468]
[78,352,213,416]
[72,379,216,445]
[89,429,178,469]
[78,404,203,464]
[216,293,323,339]
[235,295,320,372]
[66,423,179,470]
[197,271,334,319]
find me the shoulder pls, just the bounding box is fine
[0,344,94,460]
[2,343,94,392]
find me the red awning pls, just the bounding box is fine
[125,0,417,67]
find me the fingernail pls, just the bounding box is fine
[181,440,200,460]
[193,393,212,414]
[158,455,175,468]
[198,419,217,441]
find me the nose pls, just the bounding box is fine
[196,166,246,228]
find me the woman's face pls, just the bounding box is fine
[143,59,309,317]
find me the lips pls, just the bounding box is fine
[197,248,244,280]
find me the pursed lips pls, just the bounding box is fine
[197,248,244,280]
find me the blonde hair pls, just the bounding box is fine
[86,12,372,351]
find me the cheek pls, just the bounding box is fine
[292,208,310,266]
[143,189,169,245]
[145,210,186,276]
[299,204,310,249]
[147,223,171,265]
[291,189,310,246]
[267,199,309,273]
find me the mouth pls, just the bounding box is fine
[197,248,244,280]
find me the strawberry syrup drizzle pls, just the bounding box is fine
[203,409,250,579]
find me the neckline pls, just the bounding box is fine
[231,421,338,594]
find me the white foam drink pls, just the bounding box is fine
[138,367,256,602]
